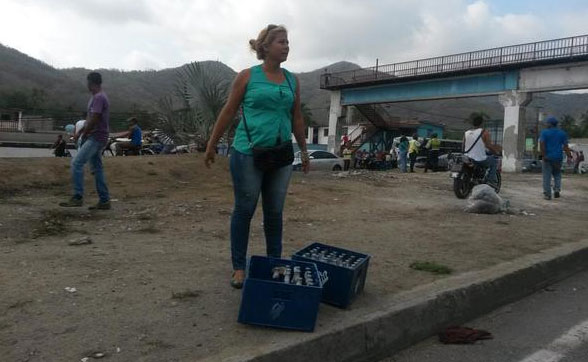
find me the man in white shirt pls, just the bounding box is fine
[73,116,86,149]
[463,115,502,187]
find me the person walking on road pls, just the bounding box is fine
[353,149,362,169]
[408,134,420,173]
[342,146,352,171]
[59,72,111,210]
[424,133,441,173]
[204,24,309,289]
[573,150,584,174]
[540,116,573,200]
[398,136,409,172]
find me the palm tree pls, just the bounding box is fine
[560,114,580,137]
[467,111,490,123]
[156,61,231,147]
[300,102,314,127]
[580,111,588,137]
[155,96,197,144]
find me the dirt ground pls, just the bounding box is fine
[1,155,587,362]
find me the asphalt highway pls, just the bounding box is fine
[383,268,588,362]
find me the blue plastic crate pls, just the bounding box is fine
[292,242,370,308]
[238,256,325,332]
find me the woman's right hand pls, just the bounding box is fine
[204,147,216,168]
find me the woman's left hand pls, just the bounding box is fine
[300,151,310,174]
[204,148,216,168]
[302,159,310,174]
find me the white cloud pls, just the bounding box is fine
[496,14,543,39]
[21,0,154,24]
[0,0,586,72]
[122,50,166,70]
[464,1,491,28]
[558,10,588,36]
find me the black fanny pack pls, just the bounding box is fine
[250,139,294,172]
[242,111,294,172]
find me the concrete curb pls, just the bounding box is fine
[237,240,588,362]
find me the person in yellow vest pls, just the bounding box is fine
[424,133,441,173]
[342,146,352,171]
[408,134,421,172]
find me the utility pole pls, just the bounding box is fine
[535,109,544,158]
[532,96,545,159]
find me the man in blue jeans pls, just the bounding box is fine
[540,116,573,200]
[60,72,111,210]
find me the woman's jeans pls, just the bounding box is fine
[229,149,292,270]
[399,151,408,172]
[72,136,110,203]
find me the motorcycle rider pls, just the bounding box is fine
[463,114,502,188]
[113,117,142,155]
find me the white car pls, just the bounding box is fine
[293,150,344,171]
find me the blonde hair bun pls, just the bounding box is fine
[249,24,287,60]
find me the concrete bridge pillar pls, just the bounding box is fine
[345,105,355,125]
[327,90,341,154]
[499,90,532,172]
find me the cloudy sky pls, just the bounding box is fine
[1,0,587,72]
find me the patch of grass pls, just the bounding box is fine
[169,168,187,179]
[136,212,155,221]
[30,210,104,239]
[0,187,20,199]
[371,180,389,187]
[2,199,32,206]
[137,226,160,234]
[171,289,201,299]
[1,181,64,200]
[8,300,33,309]
[410,261,453,275]
[31,215,67,238]
[30,181,62,190]
[145,339,175,350]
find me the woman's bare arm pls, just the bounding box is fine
[204,69,250,168]
[291,75,309,173]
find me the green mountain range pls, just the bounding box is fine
[1,42,587,131]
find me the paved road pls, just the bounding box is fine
[383,269,588,362]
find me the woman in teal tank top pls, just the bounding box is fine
[204,25,309,288]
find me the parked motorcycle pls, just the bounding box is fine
[451,155,502,199]
[102,138,158,156]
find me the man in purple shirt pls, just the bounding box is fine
[60,72,111,210]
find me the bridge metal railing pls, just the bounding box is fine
[320,34,588,89]
[0,121,19,132]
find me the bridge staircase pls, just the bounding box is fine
[350,104,401,153]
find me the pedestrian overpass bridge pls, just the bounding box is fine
[321,34,588,171]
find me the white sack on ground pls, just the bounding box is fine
[464,184,504,214]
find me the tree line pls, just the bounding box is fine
[559,113,588,138]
